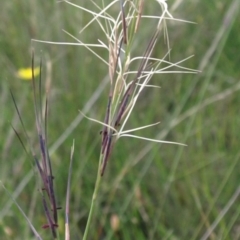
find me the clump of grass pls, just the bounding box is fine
[7,0,198,239]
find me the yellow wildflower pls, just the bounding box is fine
[17,67,40,80]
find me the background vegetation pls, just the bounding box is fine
[0,0,239,239]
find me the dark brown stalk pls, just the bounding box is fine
[101,96,112,154]
[44,96,59,223]
[42,196,58,238]
[101,133,113,176]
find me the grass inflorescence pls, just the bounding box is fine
[10,54,60,239]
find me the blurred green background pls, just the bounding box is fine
[0,0,240,239]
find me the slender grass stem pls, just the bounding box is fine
[82,154,103,240]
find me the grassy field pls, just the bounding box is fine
[0,0,240,239]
